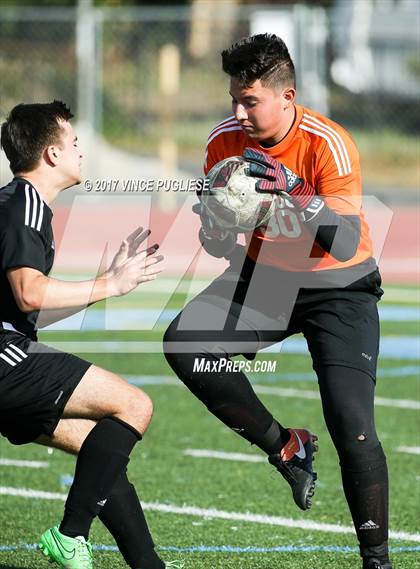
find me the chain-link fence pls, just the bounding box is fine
[0,2,419,191]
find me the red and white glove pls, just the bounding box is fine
[243,147,318,211]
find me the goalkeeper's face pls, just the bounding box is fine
[230,77,295,145]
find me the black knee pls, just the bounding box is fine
[163,316,212,394]
[317,365,384,472]
[328,415,384,473]
[339,440,386,474]
[162,316,181,369]
[163,315,198,371]
[163,312,231,375]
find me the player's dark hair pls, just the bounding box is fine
[0,100,74,174]
[222,33,295,89]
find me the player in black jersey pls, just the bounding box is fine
[0,102,183,569]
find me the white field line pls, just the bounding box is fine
[184,449,265,463]
[0,459,49,468]
[0,487,66,500]
[373,397,420,410]
[186,447,420,464]
[255,385,319,400]
[396,446,420,455]
[143,502,420,543]
[0,486,418,543]
[128,375,178,386]
[38,338,420,360]
[126,377,420,410]
[253,385,420,411]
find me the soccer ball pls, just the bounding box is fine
[202,156,277,232]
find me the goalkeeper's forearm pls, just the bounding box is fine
[301,198,361,262]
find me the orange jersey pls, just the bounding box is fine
[204,104,374,272]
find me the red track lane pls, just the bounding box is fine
[51,204,419,285]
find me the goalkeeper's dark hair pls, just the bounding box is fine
[1,100,74,174]
[222,34,295,89]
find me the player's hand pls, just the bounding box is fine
[107,227,164,296]
[193,176,237,239]
[110,247,164,296]
[192,202,232,240]
[192,202,237,258]
[243,147,316,210]
[107,226,158,273]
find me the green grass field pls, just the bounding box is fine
[0,281,419,569]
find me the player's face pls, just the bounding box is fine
[230,78,295,145]
[56,120,83,187]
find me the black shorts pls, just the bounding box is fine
[168,251,383,380]
[0,330,91,445]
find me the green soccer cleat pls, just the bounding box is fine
[165,561,185,569]
[39,526,93,569]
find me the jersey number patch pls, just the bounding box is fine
[264,198,302,239]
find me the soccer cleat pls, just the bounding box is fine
[363,558,393,569]
[165,562,185,569]
[268,428,318,510]
[39,526,93,569]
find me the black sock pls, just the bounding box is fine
[316,365,389,563]
[260,420,291,455]
[210,402,290,454]
[99,471,164,569]
[60,417,141,539]
[341,446,389,562]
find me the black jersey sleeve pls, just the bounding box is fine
[304,205,361,262]
[0,219,46,274]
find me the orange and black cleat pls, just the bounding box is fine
[268,428,318,511]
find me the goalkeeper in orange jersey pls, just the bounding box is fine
[164,34,391,569]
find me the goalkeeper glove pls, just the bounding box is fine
[192,201,237,259]
[243,147,324,218]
